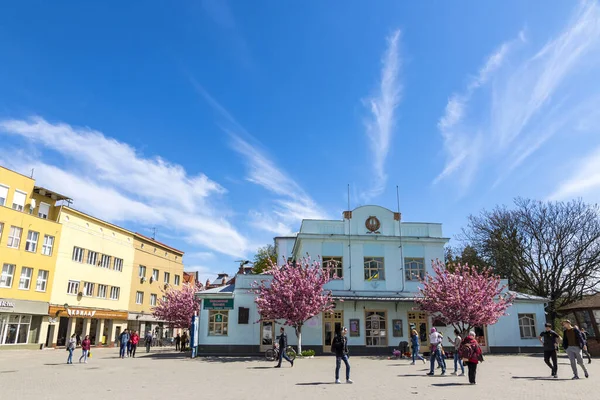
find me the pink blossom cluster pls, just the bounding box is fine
[152,282,202,328]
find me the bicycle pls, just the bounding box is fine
[265,343,297,362]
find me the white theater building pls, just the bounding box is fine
[196,206,547,355]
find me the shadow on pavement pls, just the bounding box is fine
[197,356,262,363]
[296,382,335,386]
[511,376,569,381]
[142,352,190,360]
[247,366,276,370]
[398,374,432,378]
[431,383,470,387]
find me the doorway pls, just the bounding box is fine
[260,321,274,352]
[408,312,428,346]
[323,310,344,353]
[56,317,68,347]
[45,324,55,347]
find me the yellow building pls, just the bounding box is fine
[0,166,70,349]
[128,233,184,339]
[47,207,135,348]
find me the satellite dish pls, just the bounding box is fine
[30,199,37,210]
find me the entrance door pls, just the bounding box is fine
[323,310,344,353]
[46,324,55,347]
[57,317,68,347]
[260,321,274,352]
[408,312,428,347]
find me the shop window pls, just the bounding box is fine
[1,263,16,288]
[405,258,425,281]
[36,270,49,292]
[42,235,54,256]
[238,307,250,324]
[365,311,387,346]
[364,257,385,281]
[518,314,537,338]
[18,267,33,290]
[7,226,22,249]
[208,311,229,336]
[322,256,343,279]
[575,310,597,338]
[3,315,31,345]
[25,231,39,253]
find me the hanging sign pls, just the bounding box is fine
[203,299,234,310]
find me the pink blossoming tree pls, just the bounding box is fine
[416,260,515,335]
[253,257,335,354]
[152,283,202,329]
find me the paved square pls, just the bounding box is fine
[0,349,596,399]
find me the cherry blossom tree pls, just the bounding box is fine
[152,283,202,329]
[253,257,335,354]
[416,260,515,335]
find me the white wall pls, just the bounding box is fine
[487,301,546,348]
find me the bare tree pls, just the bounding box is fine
[461,198,600,325]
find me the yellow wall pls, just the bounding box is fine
[129,234,184,314]
[0,167,63,302]
[50,208,134,313]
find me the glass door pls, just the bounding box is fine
[408,312,428,346]
[323,311,344,353]
[260,321,274,352]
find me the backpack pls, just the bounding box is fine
[458,342,475,360]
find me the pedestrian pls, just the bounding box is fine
[79,335,91,364]
[449,329,465,376]
[459,331,483,385]
[76,333,81,347]
[127,332,133,357]
[576,326,593,364]
[539,323,560,378]
[274,327,294,368]
[130,331,139,358]
[66,334,76,364]
[175,333,181,351]
[145,331,152,353]
[562,320,589,379]
[438,332,447,371]
[427,328,446,376]
[119,329,130,359]
[410,329,426,365]
[332,326,353,384]
[181,332,188,352]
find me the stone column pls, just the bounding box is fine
[38,318,50,348]
[96,319,105,346]
[106,320,115,347]
[82,319,91,337]
[65,318,77,341]
[50,321,60,347]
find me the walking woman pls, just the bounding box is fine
[79,335,91,364]
[66,334,76,364]
[449,329,465,376]
[459,331,483,384]
[410,329,425,365]
[130,331,140,358]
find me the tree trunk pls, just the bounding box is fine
[296,325,302,354]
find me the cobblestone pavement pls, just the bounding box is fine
[0,349,596,400]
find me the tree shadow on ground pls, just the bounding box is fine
[143,352,190,360]
[247,366,276,370]
[431,383,470,387]
[196,356,263,363]
[512,376,569,381]
[44,363,67,366]
[296,382,335,386]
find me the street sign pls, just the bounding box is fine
[203,298,234,310]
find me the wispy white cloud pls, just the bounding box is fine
[548,145,600,202]
[0,117,250,258]
[362,30,402,200]
[435,1,600,191]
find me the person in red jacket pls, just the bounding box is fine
[130,331,140,358]
[459,331,483,385]
[79,335,91,364]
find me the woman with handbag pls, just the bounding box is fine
[410,329,426,365]
[66,334,76,364]
[79,335,91,364]
[458,331,483,385]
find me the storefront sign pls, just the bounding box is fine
[67,308,96,317]
[0,299,48,315]
[203,299,234,310]
[0,300,15,308]
[48,306,128,320]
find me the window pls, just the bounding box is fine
[67,280,80,295]
[238,307,250,324]
[36,270,49,292]
[164,272,170,284]
[25,231,39,253]
[152,269,159,281]
[97,284,107,298]
[3,315,32,344]
[113,258,123,272]
[162,296,167,303]
[1,264,16,288]
[405,258,425,281]
[364,257,385,281]
[110,286,120,300]
[136,291,144,304]
[86,250,98,266]
[139,265,146,278]
[322,256,343,278]
[41,235,54,256]
[100,254,111,269]
[150,293,157,306]
[0,184,8,206]
[12,190,26,211]
[7,226,23,249]
[83,282,95,297]
[208,311,229,336]
[38,202,50,219]
[18,267,33,290]
[365,311,388,346]
[174,275,181,286]
[72,247,84,263]
[518,314,537,338]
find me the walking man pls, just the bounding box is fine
[275,327,294,368]
[145,331,152,353]
[332,326,353,384]
[175,333,181,351]
[427,328,446,376]
[539,323,560,378]
[578,327,593,364]
[119,329,130,359]
[562,320,589,379]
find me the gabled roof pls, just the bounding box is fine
[507,291,549,302]
[197,284,235,296]
[559,293,600,311]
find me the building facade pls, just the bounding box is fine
[196,205,547,355]
[127,233,184,339]
[47,207,134,348]
[0,166,69,349]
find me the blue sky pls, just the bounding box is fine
[1,1,599,283]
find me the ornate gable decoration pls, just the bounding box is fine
[365,216,381,234]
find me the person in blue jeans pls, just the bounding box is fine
[332,327,353,384]
[410,329,425,364]
[449,329,465,376]
[427,328,446,376]
[274,327,294,368]
[66,334,76,364]
[119,329,130,359]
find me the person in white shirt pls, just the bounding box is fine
[427,328,446,376]
[449,329,465,375]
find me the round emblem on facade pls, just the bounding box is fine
[365,216,381,232]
